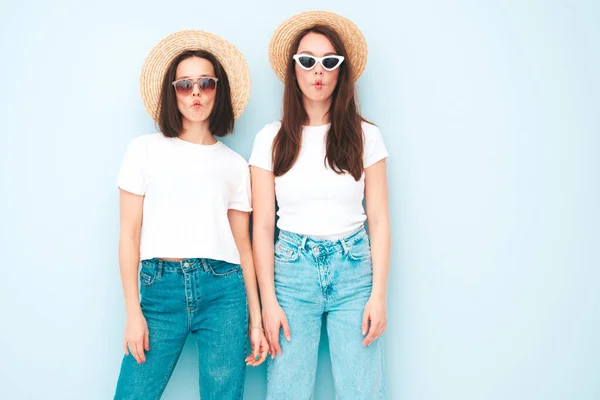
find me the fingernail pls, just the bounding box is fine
[255,355,259,361]
[286,336,291,341]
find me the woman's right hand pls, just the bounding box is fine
[123,309,150,364]
[262,300,291,359]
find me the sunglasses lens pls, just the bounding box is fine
[199,78,216,93]
[322,57,341,70]
[297,56,316,69]
[175,79,193,94]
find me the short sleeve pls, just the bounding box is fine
[117,137,147,195]
[248,123,279,171]
[228,164,252,212]
[363,124,389,168]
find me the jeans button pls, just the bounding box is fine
[183,262,190,268]
[313,248,319,255]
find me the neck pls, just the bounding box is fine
[303,97,331,126]
[179,119,216,145]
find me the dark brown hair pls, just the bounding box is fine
[157,50,234,138]
[272,25,368,181]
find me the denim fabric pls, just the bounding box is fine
[267,227,387,400]
[115,258,248,400]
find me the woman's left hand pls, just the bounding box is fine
[245,326,269,366]
[361,295,387,346]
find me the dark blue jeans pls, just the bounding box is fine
[115,258,248,400]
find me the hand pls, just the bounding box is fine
[262,300,291,359]
[361,296,387,346]
[123,310,150,364]
[245,325,269,366]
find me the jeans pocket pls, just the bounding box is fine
[139,260,158,286]
[207,259,240,277]
[274,239,300,263]
[347,236,372,262]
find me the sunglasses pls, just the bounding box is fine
[172,76,218,96]
[293,54,345,71]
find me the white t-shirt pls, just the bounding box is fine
[117,133,251,264]
[249,121,388,236]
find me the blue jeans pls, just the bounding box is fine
[267,227,387,399]
[114,258,248,400]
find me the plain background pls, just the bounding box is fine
[1,0,599,399]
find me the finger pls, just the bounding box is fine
[271,329,282,357]
[362,309,370,336]
[123,339,129,356]
[253,339,259,361]
[144,331,150,351]
[266,330,277,359]
[281,317,291,342]
[254,350,268,366]
[362,325,378,347]
[138,340,147,363]
[134,341,146,363]
[256,338,269,363]
[128,342,141,364]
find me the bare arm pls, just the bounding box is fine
[251,166,291,358]
[365,159,391,299]
[227,209,261,328]
[229,209,269,366]
[250,166,277,304]
[119,189,144,314]
[119,189,149,363]
[362,159,391,346]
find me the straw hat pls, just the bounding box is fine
[140,30,251,121]
[269,11,368,82]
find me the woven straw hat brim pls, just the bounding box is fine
[269,11,367,82]
[140,30,251,121]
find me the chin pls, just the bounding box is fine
[183,115,210,123]
[308,94,332,103]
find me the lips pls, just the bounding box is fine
[192,100,201,108]
[314,80,323,89]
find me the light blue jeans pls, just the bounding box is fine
[267,227,387,399]
[114,258,248,400]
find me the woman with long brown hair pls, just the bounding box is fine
[250,11,391,399]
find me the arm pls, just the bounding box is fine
[228,210,261,328]
[227,209,268,366]
[250,166,277,304]
[250,166,291,358]
[119,189,149,363]
[361,159,391,346]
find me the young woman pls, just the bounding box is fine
[114,30,267,400]
[250,11,390,399]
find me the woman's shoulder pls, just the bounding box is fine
[218,143,249,168]
[123,133,163,153]
[255,120,282,140]
[361,120,381,135]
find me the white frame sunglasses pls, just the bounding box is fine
[292,54,345,71]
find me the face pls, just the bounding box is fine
[294,32,341,104]
[173,57,217,124]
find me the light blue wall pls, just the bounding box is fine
[1,0,599,399]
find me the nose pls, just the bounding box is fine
[192,82,202,96]
[313,62,324,75]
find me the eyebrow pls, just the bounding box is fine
[297,50,338,56]
[175,74,212,79]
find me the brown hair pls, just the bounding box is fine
[272,25,368,181]
[157,50,234,138]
